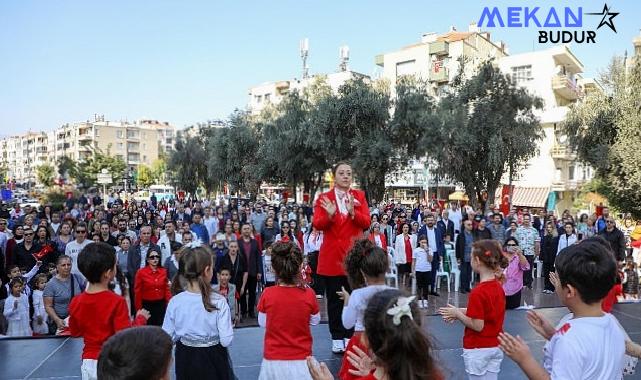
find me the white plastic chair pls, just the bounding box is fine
[534,259,543,278]
[435,257,450,292]
[447,249,461,292]
[386,248,398,288]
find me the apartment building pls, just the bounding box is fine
[496,46,599,212]
[0,115,176,185]
[375,23,509,98]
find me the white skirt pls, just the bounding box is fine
[462,347,503,376]
[258,359,312,380]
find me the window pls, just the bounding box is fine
[568,165,575,181]
[117,143,124,150]
[117,131,124,139]
[396,60,416,77]
[510,65,532,84]
[142,143,146,150]
[264,93,271,102]
[95,127,100,137]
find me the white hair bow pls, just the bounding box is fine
[187,239,203,249]
[386,296,416,326]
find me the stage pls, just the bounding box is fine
[1,303,640,379]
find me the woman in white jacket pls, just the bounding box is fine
[394,222,417,290]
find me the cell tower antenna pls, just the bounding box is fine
[339,45,350,72]
[300,38,310,79]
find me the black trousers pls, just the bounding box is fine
[428,255,440,291]
[240,275,258,316]
[543,262,555,291]
[416,271,431,299]
[324,275,353,340]
[523,255,535,288]
[460,261,472,292]
[505,290,522,310]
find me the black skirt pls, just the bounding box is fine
[142,299,167,326]
[175,341,236,380]
[505,290,522,310]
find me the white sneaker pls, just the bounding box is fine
[332,339,345,354]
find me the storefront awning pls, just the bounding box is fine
[511,187,550,208]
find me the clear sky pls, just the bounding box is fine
[1,0,639,134]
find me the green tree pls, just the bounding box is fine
[430,60,543,210]
[56,156,76,180]
[36,164,55,187]
[169,135,207,196]
[150,158,167,184]
[70,149,127,188]
[207,111,260,196]
[257,87,330,201]
[136,165,154,188]
[563,56,641,217]
[329,78,393,202]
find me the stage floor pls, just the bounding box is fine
[1,303,640,380]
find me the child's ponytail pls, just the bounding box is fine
[172,245,216,312]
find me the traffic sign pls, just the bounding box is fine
[97,173,112,184]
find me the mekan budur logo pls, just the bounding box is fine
[477,3,619,44]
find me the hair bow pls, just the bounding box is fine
[484,250,491,257]
[187,239,203,249]
[386,296,416,326]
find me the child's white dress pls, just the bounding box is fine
[3,293,32,337]
[31,289,49,334]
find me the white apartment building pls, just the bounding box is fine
[0,115,176,185]
[375,24,509,98]
[497,45,597,212]
[248,70,369,115]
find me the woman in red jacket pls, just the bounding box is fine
[367,222,387,249]
[134,248,171,326]
[313,162,371,354]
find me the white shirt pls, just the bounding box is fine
[162,291,233,347]
[557,233,578,254]
[203,217,219,241]
[334,188,349,215]
[263,254,276,283]
[412,247,433,272]
[65,239,92,280]
[425,227,437,254]
[304,232,323,254]
[342,285,391,331]
[448,208,463,232]
[543,313,625,380]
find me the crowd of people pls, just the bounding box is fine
[0,161,641,379]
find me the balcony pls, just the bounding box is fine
[77,133,92,141]
[552,178,587,192]
[429,41,449,56]
[551,74,582,100]
[430,66,448,83]
[550,144,577,160]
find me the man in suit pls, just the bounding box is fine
[418,214,445,296]
[437,210,455,241]
[313,162,370,354]
[127,225,160,312]
[237,223,263,318]
[455,219,475,293]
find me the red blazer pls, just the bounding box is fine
[368,232,387,250]
[314,188,370,276]
[134,266,172,310]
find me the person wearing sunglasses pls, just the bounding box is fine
[65,222,92,282]
[598,217,627,262]
[12,226,44,275]
[133,249,171,326]
[502,237,530,309]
